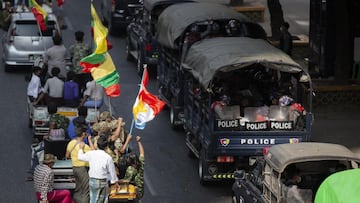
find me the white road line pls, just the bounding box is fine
[144,172,157,196]
[64,17,73,31]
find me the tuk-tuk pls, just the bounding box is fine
[232,142,360,203]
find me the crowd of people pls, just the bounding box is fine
[27,30,102,109]
[32,109,146,203]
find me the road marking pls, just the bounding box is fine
[295,20,309,27]
[64,17,73,31]
[144,173,157,196]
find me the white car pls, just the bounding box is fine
[1,12,61,72]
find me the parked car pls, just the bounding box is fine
[232,142,360,203]
[126,0,192,76]
[1,12,60,72]
[100,0,143,36]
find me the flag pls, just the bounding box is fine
[80,4,120,97]
[29,0,48,31]
[90,53,120,97]
[133,68,166,129]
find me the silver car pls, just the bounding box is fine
[1,12,61,72]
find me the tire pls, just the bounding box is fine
[125,38,133,61]
[232,195,244,203]
[170,98,181,130]
[137,51,144,76]
[28,118,33,128]
[199,149,209,185]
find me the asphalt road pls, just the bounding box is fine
[0,1,359,203]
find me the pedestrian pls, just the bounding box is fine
[65,124,94,203]
[279,22,293,56]
[78,135,119,203]
[44,34,67,79]
[33,153,74,203]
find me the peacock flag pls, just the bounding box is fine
[29,0,48,31]
[133,66,166,129]
[80,4,120,97]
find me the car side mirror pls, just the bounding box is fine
[234,170,246,179]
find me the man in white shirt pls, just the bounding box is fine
[27,66,44,103]
[34,67,64,106]
[79,80,104,108]
[78,135,119,203]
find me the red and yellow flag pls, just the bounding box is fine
[29,0,48,31]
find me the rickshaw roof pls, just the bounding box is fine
[265,142,360,173]
[156,2,252,48]
[183,37,304,88]
[143,0,192,11]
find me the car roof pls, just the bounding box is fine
[265,142,360,173]
[11,12,57,22]
[183,37,304,88]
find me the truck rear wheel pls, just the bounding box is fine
[125,38,134,61]
[170,98,181,130]
[199,149,209,185]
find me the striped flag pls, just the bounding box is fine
[80,4,120,97]
[29,0,48,31]
[133,67,165,129]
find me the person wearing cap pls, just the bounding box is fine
[66,125,94,203]
[33,153,74,203]
[78,135,119,203]
[27,66,44,103]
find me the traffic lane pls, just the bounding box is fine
[0,68,37,202]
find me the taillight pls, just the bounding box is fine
[9,28,15,44]
[145,43,152,52]
[263,146,270,155]
[217,156,234,163]
[34,120,44,126]
[111,0,115,12]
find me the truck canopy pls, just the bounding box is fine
[143,0,192,11]
[265,142,360,173]
[182,37,305,89]
[156,2,257,49]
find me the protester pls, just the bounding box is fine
[63,71,80,107]
[27,66,44,103]
[33,153,74,203]
[121,136,145,199]
[34,67,64,106]
[78,135,119,203]
[79,79,104,108]
[67,106,92,143]
[0,1,12,30]
[66,125,94,203]
[69,30,91,74]
[44,34,67,79]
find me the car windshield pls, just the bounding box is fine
[15,20,56,37]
